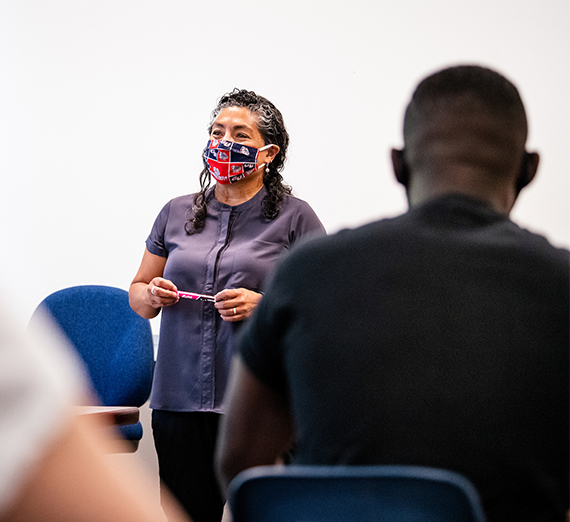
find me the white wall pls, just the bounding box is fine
[1,0,569,322]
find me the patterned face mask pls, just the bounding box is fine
[202,139,273,184]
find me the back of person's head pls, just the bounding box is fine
[394,65,538,211]
[404,65,528,144]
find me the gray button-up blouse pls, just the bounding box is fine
[146,186,325,412]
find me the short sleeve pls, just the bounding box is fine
[145,200,172,257]
[288,200,325,245]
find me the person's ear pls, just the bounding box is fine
[391,148,410,187]
[515,152,539,194]
[263,144,280,164]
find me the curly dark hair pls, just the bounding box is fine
[185,89,292,235]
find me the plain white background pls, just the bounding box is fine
[1,2,568,507]
[1,0,569,323]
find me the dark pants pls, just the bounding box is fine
[152,410,225,522]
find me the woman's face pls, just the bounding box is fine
[209,107,278,179]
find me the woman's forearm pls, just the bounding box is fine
[129,282,161,319]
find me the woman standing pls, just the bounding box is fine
[129,89,324,522]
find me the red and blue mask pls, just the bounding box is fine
[203,139,272,184]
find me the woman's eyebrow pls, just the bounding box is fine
[212,122,254,132]
[232,124,253,132]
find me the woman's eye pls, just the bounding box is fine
[211,130,222,137]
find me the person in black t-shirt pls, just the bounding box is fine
[216,65,569,522]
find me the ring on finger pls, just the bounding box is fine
[233,307,237,315]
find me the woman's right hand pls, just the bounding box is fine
[129,249,175,319]
[146,277,179,309]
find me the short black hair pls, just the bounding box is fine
[404,65,528,143]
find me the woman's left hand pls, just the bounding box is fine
[214,288,262,322]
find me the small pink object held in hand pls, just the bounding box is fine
[178,291,216,302]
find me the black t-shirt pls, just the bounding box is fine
[239,194,570,522]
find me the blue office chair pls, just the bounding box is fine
[31,285,154,451]
[229,465,487,522]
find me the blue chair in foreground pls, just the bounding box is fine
[229,465,487,522]
[31,285,154,451]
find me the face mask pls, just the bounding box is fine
[203,139,273,185]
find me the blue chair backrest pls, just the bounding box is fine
[229,465,487,522]
[32,285,153,407]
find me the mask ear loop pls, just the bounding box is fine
[258,143,276,173]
